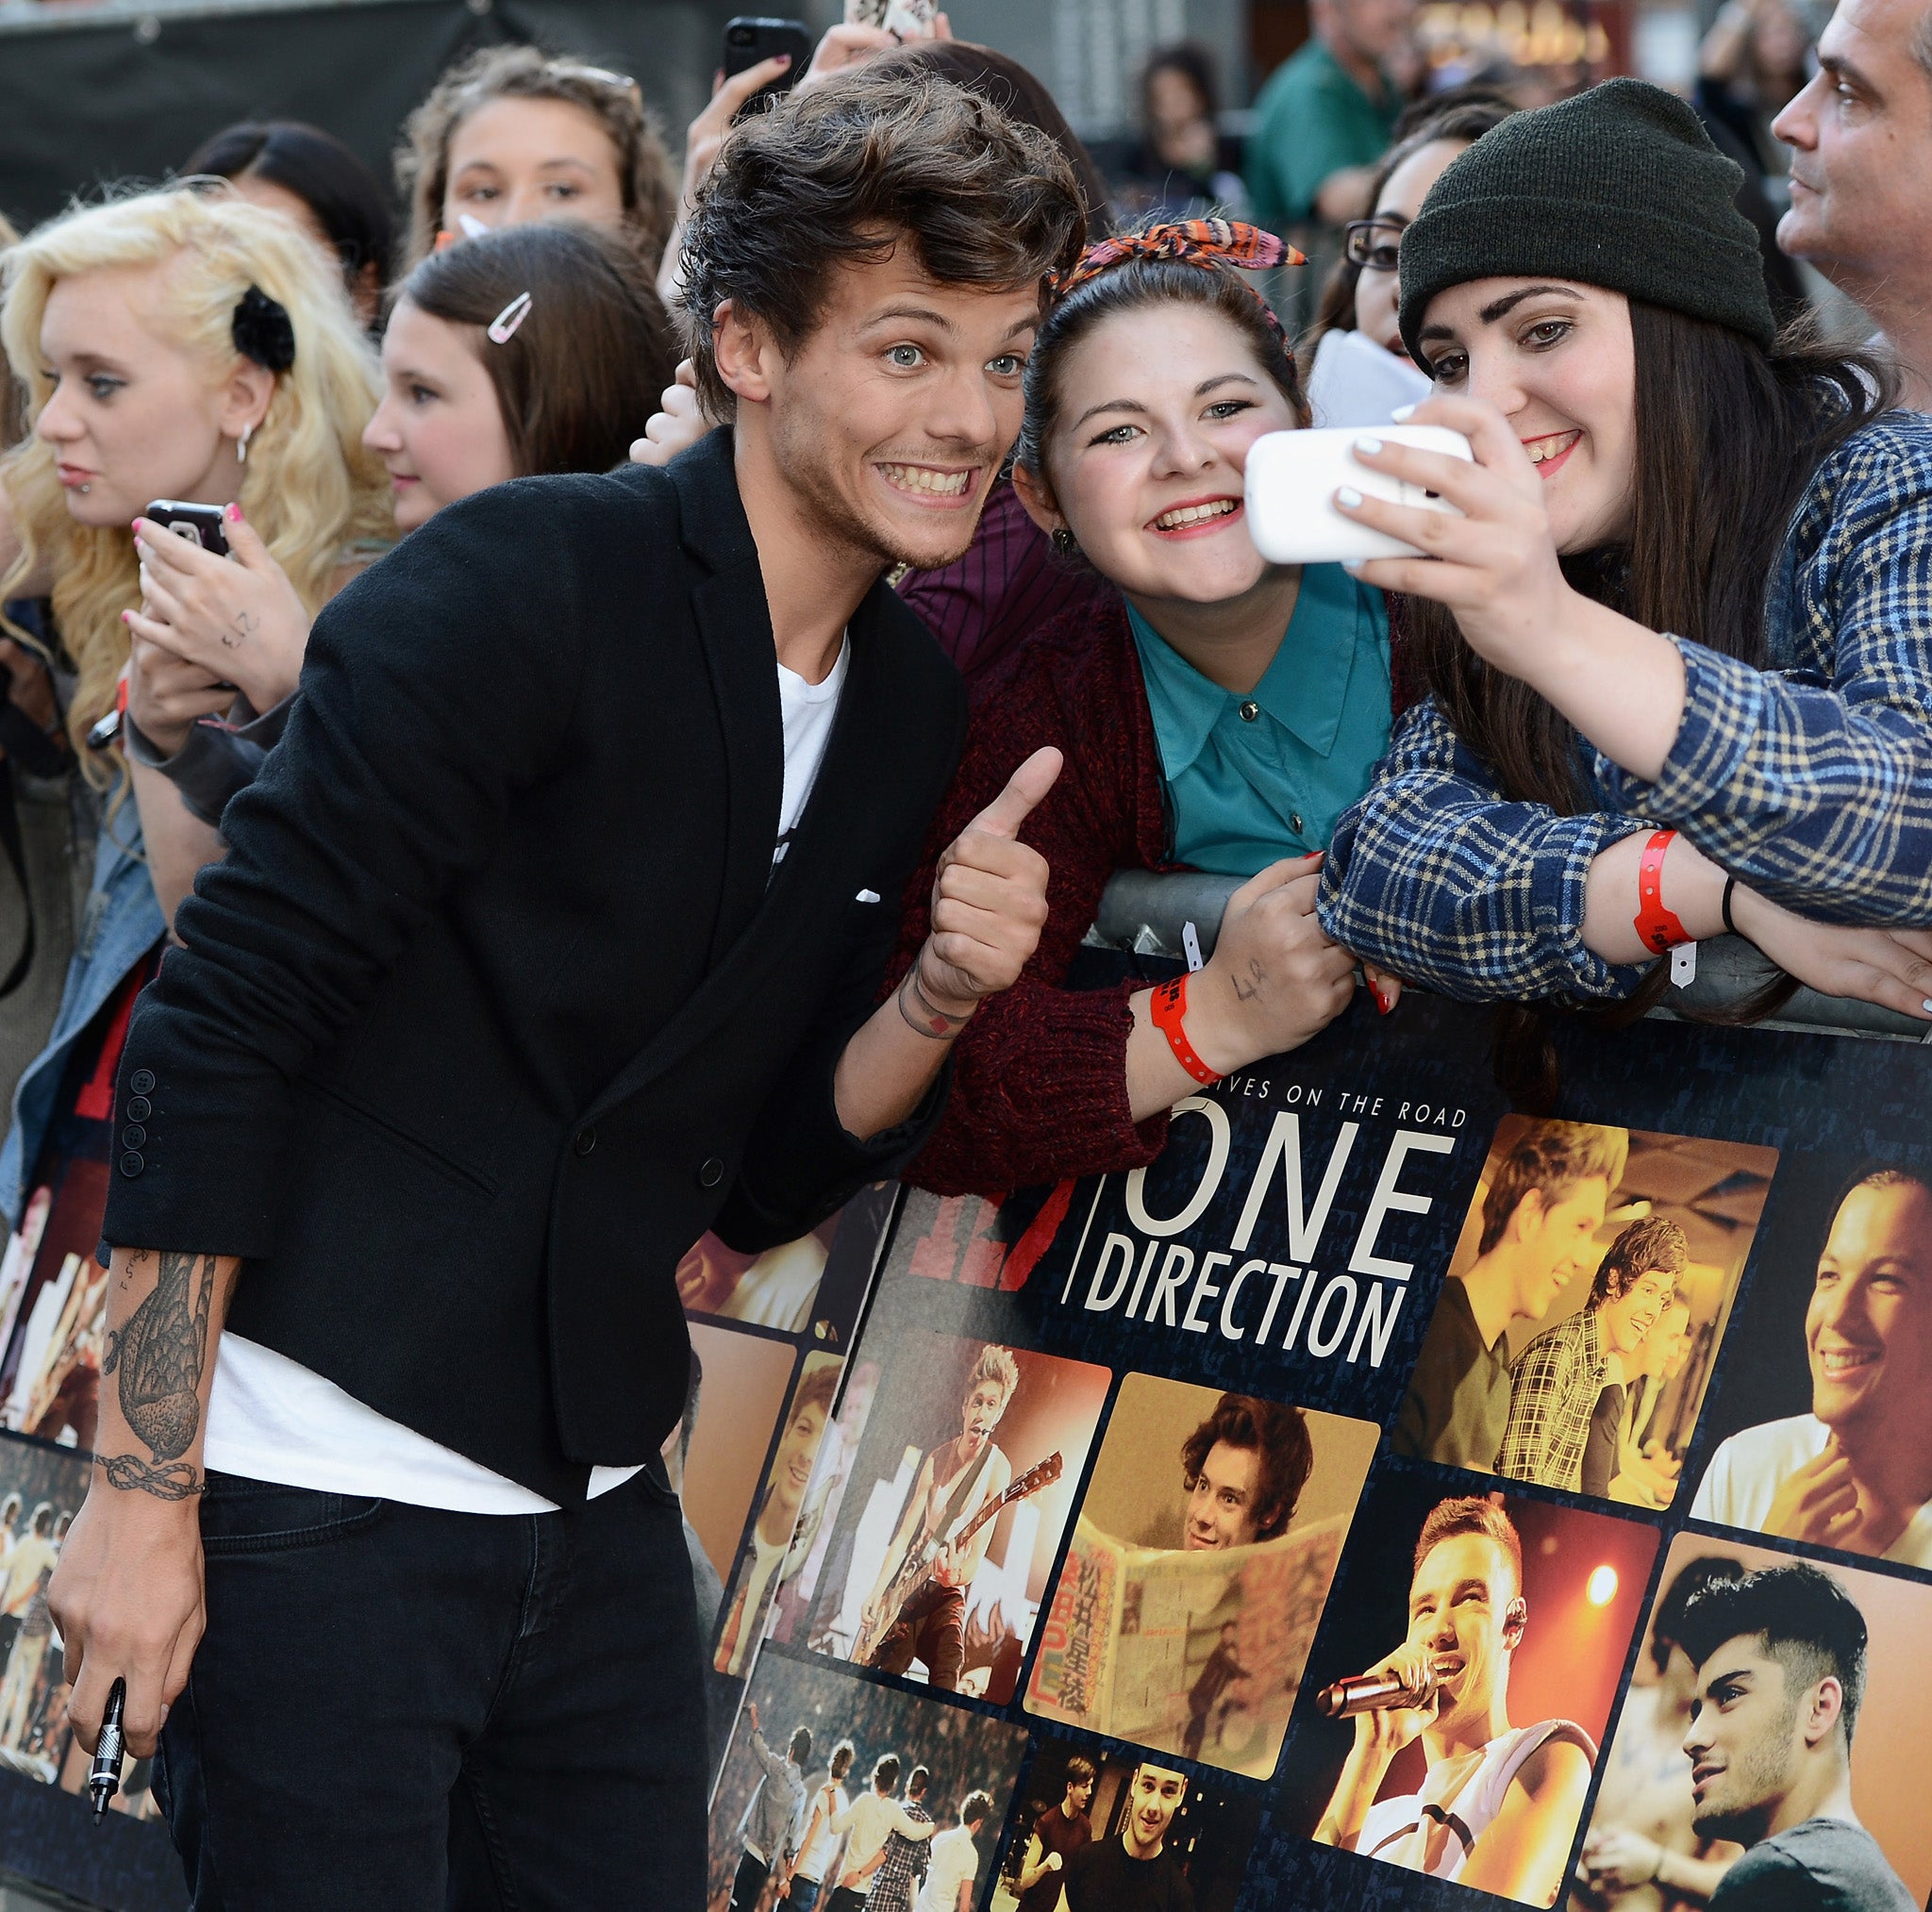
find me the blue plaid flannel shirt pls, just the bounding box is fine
[1319,413,1932,1003]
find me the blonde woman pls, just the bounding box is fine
[0,185,386,1255]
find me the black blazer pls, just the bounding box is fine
[102,432,966,1503]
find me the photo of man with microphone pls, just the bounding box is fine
[1311,1496,1596,1904]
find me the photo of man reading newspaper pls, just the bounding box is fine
[1025,1372,1377,1778]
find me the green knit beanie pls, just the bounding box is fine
[1397,77,1774,362]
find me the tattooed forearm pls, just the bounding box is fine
[92,1454,208,1499]
[101,1250,218,1464]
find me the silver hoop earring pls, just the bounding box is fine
[236,423,254,465]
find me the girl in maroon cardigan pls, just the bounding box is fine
[891,224,1399,1196]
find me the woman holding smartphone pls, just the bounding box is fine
[1318,82,1932,1048]
[125,219,675,917]
[887,223,1393,1198]
[0,184,387,1326]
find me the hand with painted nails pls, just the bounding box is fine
[1184,854,1357,1075]
[129,507,312,730]
[1335,394,1574,684]
[1724,887,1932,1023]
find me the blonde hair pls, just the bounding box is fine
[0,186,389,777]
[967,1344,1021,1405]
[395,45,676,274]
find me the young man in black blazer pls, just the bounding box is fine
[50,74,1086,1908]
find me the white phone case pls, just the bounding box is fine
[1243,424,1474,566]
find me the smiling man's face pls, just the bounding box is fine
[744,239,1041,573]
[1805,1177,1932,1445]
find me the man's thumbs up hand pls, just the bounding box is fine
[912,747,1061,1023]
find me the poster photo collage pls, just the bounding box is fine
[690,1013,1932,1912]
[8,973,1932,1912]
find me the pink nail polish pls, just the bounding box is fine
[225,503,242,523]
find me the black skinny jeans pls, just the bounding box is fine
[153,1463,707,1909]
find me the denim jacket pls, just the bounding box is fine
[0,799,164,1228]
[1320,412,1932,1003]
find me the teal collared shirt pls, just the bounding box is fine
[1245,39,1402,230]
[1127,565,1390,876]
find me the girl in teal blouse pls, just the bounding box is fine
[891,223,1400,1197]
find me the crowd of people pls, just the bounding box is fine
[0,2,1928,1904]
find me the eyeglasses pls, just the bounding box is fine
[1344,218,1407,272]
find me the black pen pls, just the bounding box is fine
[89,1678,126,1822]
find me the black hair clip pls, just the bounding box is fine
[232,285,295,374]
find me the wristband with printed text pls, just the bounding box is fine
[1151,973,1223,1086]
[1633,829,1693,955]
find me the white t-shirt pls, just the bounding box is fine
[1358,1719,1595,1880]
[796,1780,851,1884]
[206,646,851,1513]
[915,1824,979,1912]
[1690,1414,1932,1567]
[774,638,849,866]
[831,1791,933,1888]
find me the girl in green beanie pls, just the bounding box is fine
[1317,77,1932,1035]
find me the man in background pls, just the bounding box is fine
[730,1704,809,1912]
[1773,0,1932,407]
[1184,1620,1254,1763]
[717,1361,841,1675]
[1314,1496,1594,1902]
[1396,1122,1630,1471]
[1693,1171,1932,1565]
[1498,1218,1687,1493]
[1057,1762,1196,1912]
[916,1789,992,1912]
[1246,0,1414,229]
[1181,1393,1313,1552]
[1576,1555,1745,1910]
[1679,1563,1914,1910]
[827,1754,935,1912]
[864,1763,934,1912]
[1014,1754,1093,1912]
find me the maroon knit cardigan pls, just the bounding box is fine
[887,584,1417,1198]
[887,592,1173,1196]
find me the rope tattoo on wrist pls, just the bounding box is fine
[898,967,974,1040]
[92,1454,207,1498]
[99,1250,217,1501]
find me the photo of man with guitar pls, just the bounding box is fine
[859,1347,1044,1689]
[807,1333,1109,1701]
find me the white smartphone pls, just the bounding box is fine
[1244,424,1474,566]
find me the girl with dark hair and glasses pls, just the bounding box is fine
[885,224,1402,1198]
[1320,82,1932,1072]
[1301,95,1516,426]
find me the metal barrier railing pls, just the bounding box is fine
[1091,867,1932,1045]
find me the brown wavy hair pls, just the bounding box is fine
[677,70,1086,421]
[395,44,676,275]
[1179,1394,1313,1542]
